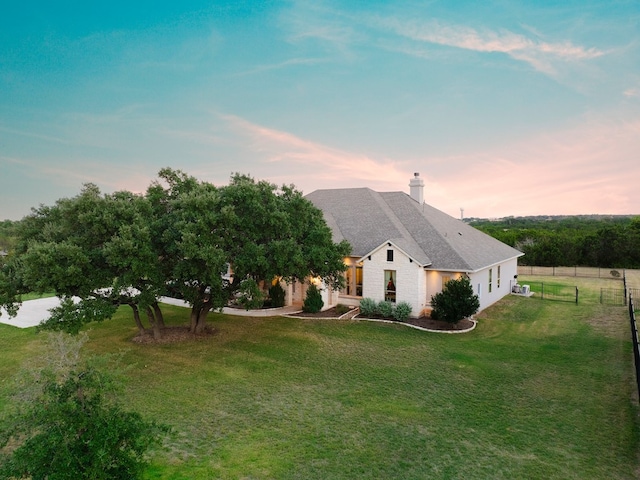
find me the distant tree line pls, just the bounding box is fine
[470,216,640,269]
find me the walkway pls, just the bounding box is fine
[0,297,303,329]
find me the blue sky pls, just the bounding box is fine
[1,1,639,220]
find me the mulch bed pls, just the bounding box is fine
[404,317,475,331]
[132,325,217,344]
[293,307,474,331]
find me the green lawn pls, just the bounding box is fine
[1,280,639,479]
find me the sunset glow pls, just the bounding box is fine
[1,1,638,220]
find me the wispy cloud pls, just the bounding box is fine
[624,87,640,98]
[373,17,604,76]
[233,57,327,77]
[219,114,409,190]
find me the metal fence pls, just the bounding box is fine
[600,288,627,306]
[516,280,578,303]
[518,265,624,279]
[629,295,640,403]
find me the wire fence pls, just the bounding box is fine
[513,280,578,303]
[516,266,640,306]
[518,265,624,279]
[629,295,640,403]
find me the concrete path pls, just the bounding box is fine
[0,297,303,329]
[0,297,65,329]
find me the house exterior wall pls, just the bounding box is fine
[361,245,426,317]
[467,257,519,311]
[424,270,464,313]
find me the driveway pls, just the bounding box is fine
[0,297,65,329]
[0,297,302,329]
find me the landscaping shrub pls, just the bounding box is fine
[393,301,412,322]
[377,301,394,318]
[430,276,479,323]
[268,282,286,308]
[359,298,377,317]
[237,278,264,310]
[303,284,324,313]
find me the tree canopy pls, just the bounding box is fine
[471,215,640,268]
[0,170,351,337]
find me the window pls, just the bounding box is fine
[497,265,501,289]
[387,249,394,262]
[356,264,363,296]
[345,267,353,295]
[342,261,363,297]
[384,270,396,303]
[488,268,493,293]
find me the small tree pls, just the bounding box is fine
[303,283,324,313]
[0,333,166,479]
[430,276,479,324]
[237,278,264,310]
[268,281,286,308]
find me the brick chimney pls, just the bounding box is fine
[409,172,424,204]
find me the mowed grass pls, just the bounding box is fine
[2,278,639,479]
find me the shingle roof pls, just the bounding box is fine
[306,188,523,272]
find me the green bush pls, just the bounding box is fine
[393,301,412,322]
[268,282,286,308]
[377,301,394,318]
[359,298,377,317]
[430,276,479,324]
[303,284,324,313]
[237,278,264,310]
[0,334,167,480]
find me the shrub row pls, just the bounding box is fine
[359,298,412,322]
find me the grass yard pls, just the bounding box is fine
[1,277,639,479]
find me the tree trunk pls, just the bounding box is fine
[189,307,199,333]
[146,306,162,340]
[152,302,165,328]
[129,304,145,335]
[194,307,210,334]
[190,301,211,334]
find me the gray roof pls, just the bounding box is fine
[306,188,523,272]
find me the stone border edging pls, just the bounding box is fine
[283,312,477,334]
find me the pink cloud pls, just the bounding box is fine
[219,114,411,191]
[427,117,640,217]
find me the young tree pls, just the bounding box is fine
[0,333,166,479]
[430,276,480,324]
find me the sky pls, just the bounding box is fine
[1,1,639,221]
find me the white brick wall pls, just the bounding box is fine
[468,258,519,311]
[361,245,425,317]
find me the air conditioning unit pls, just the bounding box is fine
[521,285,530,295]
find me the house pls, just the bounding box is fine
[292,173,523,317]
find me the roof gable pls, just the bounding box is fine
[306,188,522,272]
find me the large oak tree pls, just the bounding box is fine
[1,169,350,337]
